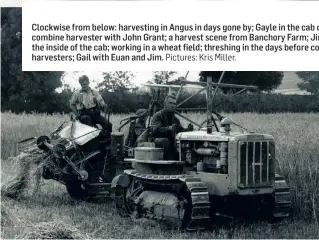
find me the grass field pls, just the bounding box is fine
[1,111,319,239]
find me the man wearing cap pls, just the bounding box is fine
[69,75,112,132]
[151,94,192,160]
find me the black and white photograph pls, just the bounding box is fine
[1,6,319,239]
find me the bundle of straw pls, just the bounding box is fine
[1,143,47,199]
[20,220,91,239]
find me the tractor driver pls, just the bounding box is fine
[151,94,192,160]
[69,75,112,132]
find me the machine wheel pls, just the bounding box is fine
[65,181,91,201]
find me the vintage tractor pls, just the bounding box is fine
[28,117,126,201]
[111,72,292,231]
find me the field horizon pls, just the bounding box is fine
[1,111,319,239]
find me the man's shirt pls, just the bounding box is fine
[70,88,105,110]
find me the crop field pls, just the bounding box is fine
[1,111,319,239]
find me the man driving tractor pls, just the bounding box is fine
[151,94,192,160]
[69,75,112,132]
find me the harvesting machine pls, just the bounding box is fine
[111,72,292,231]
[19,117,126,201]
[19,90,158,201]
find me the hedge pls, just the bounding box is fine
[2,91,319,115]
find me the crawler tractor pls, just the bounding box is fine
[111,72,292,231]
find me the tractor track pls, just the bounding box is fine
[114,171,211,231]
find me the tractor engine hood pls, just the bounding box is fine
[176,131,274,142]
[176,131,237,141]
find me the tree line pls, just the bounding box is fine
[3,89,319,115]
[2,8,319,115]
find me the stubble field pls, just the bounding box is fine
[1,111,319,239]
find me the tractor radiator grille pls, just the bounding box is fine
[238,141,275,188]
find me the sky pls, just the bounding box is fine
[62,71,202,90]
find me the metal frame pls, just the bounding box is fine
[142,72,258,134]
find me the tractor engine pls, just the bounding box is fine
[177,138,228,174]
